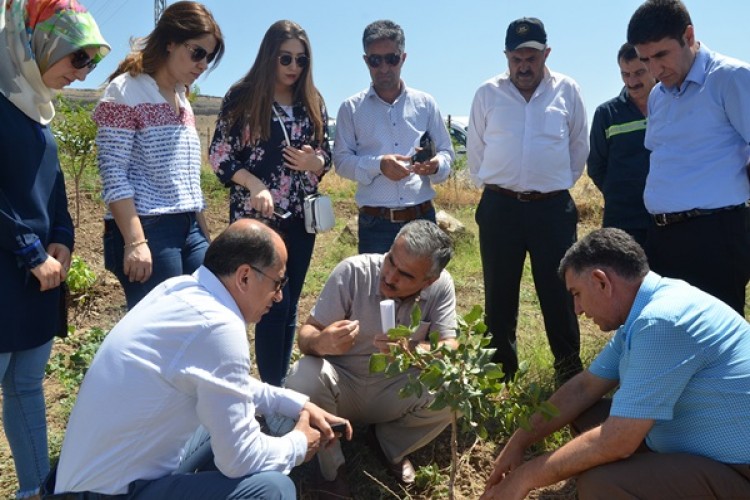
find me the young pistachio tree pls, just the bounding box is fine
[369,304,558,499]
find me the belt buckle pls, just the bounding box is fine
[654,213,668,227]
[517,192,533,202]
[389,208,399,223]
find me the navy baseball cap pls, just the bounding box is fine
[505,17,547,51]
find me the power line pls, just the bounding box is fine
[155,0,166,26]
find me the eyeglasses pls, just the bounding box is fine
[365,52,401,68]
[183,43,216,63]
[251,265,288,292]
[70,50,97,71]
[278,54,309,68]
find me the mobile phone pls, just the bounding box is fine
[273,206,291,219]
[330,422,347,436]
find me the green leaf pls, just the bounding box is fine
[410,303,422,329]
[463,304,483,323]
[387,325,412,340]
[369,353,388,373]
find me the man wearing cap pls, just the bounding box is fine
[467,17,587,383]
[334,19,455,254]
[627,0,750,316]
[587,43,656,250]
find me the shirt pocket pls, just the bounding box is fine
[542,106,568,139]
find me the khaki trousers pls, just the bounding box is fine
[573,400,750,499]
[285,356,452,480]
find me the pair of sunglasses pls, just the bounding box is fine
[251,265,289,292]
[70,50,97,71]
[365,52,401,68]
[278,54,309,68]
[183,42,216,63]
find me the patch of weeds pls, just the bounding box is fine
[415,463,449,495]
[46,327,107,393]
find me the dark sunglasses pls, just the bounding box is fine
[183,43,216,63]
[278,54,309,68]
[365,52,401,68]
[70,50,97,71]
[251,265,289,292]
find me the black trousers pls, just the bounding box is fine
[647,205,750,316]
[476,188,581,379]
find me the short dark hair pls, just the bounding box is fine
[558,228,649,281]
[617,42,638,63]
[203,223,278,277]
[362,20,405,53]
[394,220,453,279]
[627,0,692,46]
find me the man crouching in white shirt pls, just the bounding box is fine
[52,219,351,499]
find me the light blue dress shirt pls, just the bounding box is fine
[589,272,750,464]
[644,44,750,213]
[333,83,454,208]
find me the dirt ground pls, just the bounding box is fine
[0,99,580,497]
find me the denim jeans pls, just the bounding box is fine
[104,212,209,310]
[358,207,436,254]
[254,218,315,386]
[44,427,295,499]
[1,340,53,498]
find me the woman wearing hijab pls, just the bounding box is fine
[0,0,109,497]
[209,20,331,387]
[95,1,224,310]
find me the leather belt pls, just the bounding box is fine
[359,200,434,223]
[485,184,564,202]
[652,201,750,227]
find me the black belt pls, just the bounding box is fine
[359,200,434,222]
[485,184,564,202]
[652,201,750,227]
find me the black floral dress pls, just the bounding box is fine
[209,90,332,225]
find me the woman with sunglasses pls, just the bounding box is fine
[94,1,224,310]
[0,0,109,496]
[209,20,331,386]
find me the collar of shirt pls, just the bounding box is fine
[620,271,661,346]
[366,80,407,105]
[193,266,246,324]
[661,42,709,96]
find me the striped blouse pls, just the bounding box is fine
[93,73,205,218]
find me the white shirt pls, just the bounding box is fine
[334,83,454,208]
[467,68,588,191]
[55,267,309,495]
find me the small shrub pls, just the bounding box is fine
[66,256,97,298]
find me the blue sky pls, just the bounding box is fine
[76,0,750,122]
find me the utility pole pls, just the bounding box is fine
[154,0,166,26]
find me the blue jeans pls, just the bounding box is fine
[104,213,209,310]
[358,207,436,254]
[45,427,295,499]
[1,340,53,498]
[254,218,315,386]
[132,426,294,499]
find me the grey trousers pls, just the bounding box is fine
[285,356,452,480]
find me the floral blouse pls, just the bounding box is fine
[209,90,332,224]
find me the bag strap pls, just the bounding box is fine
[271,105,291,146]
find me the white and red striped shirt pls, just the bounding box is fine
[93,73,205,218]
